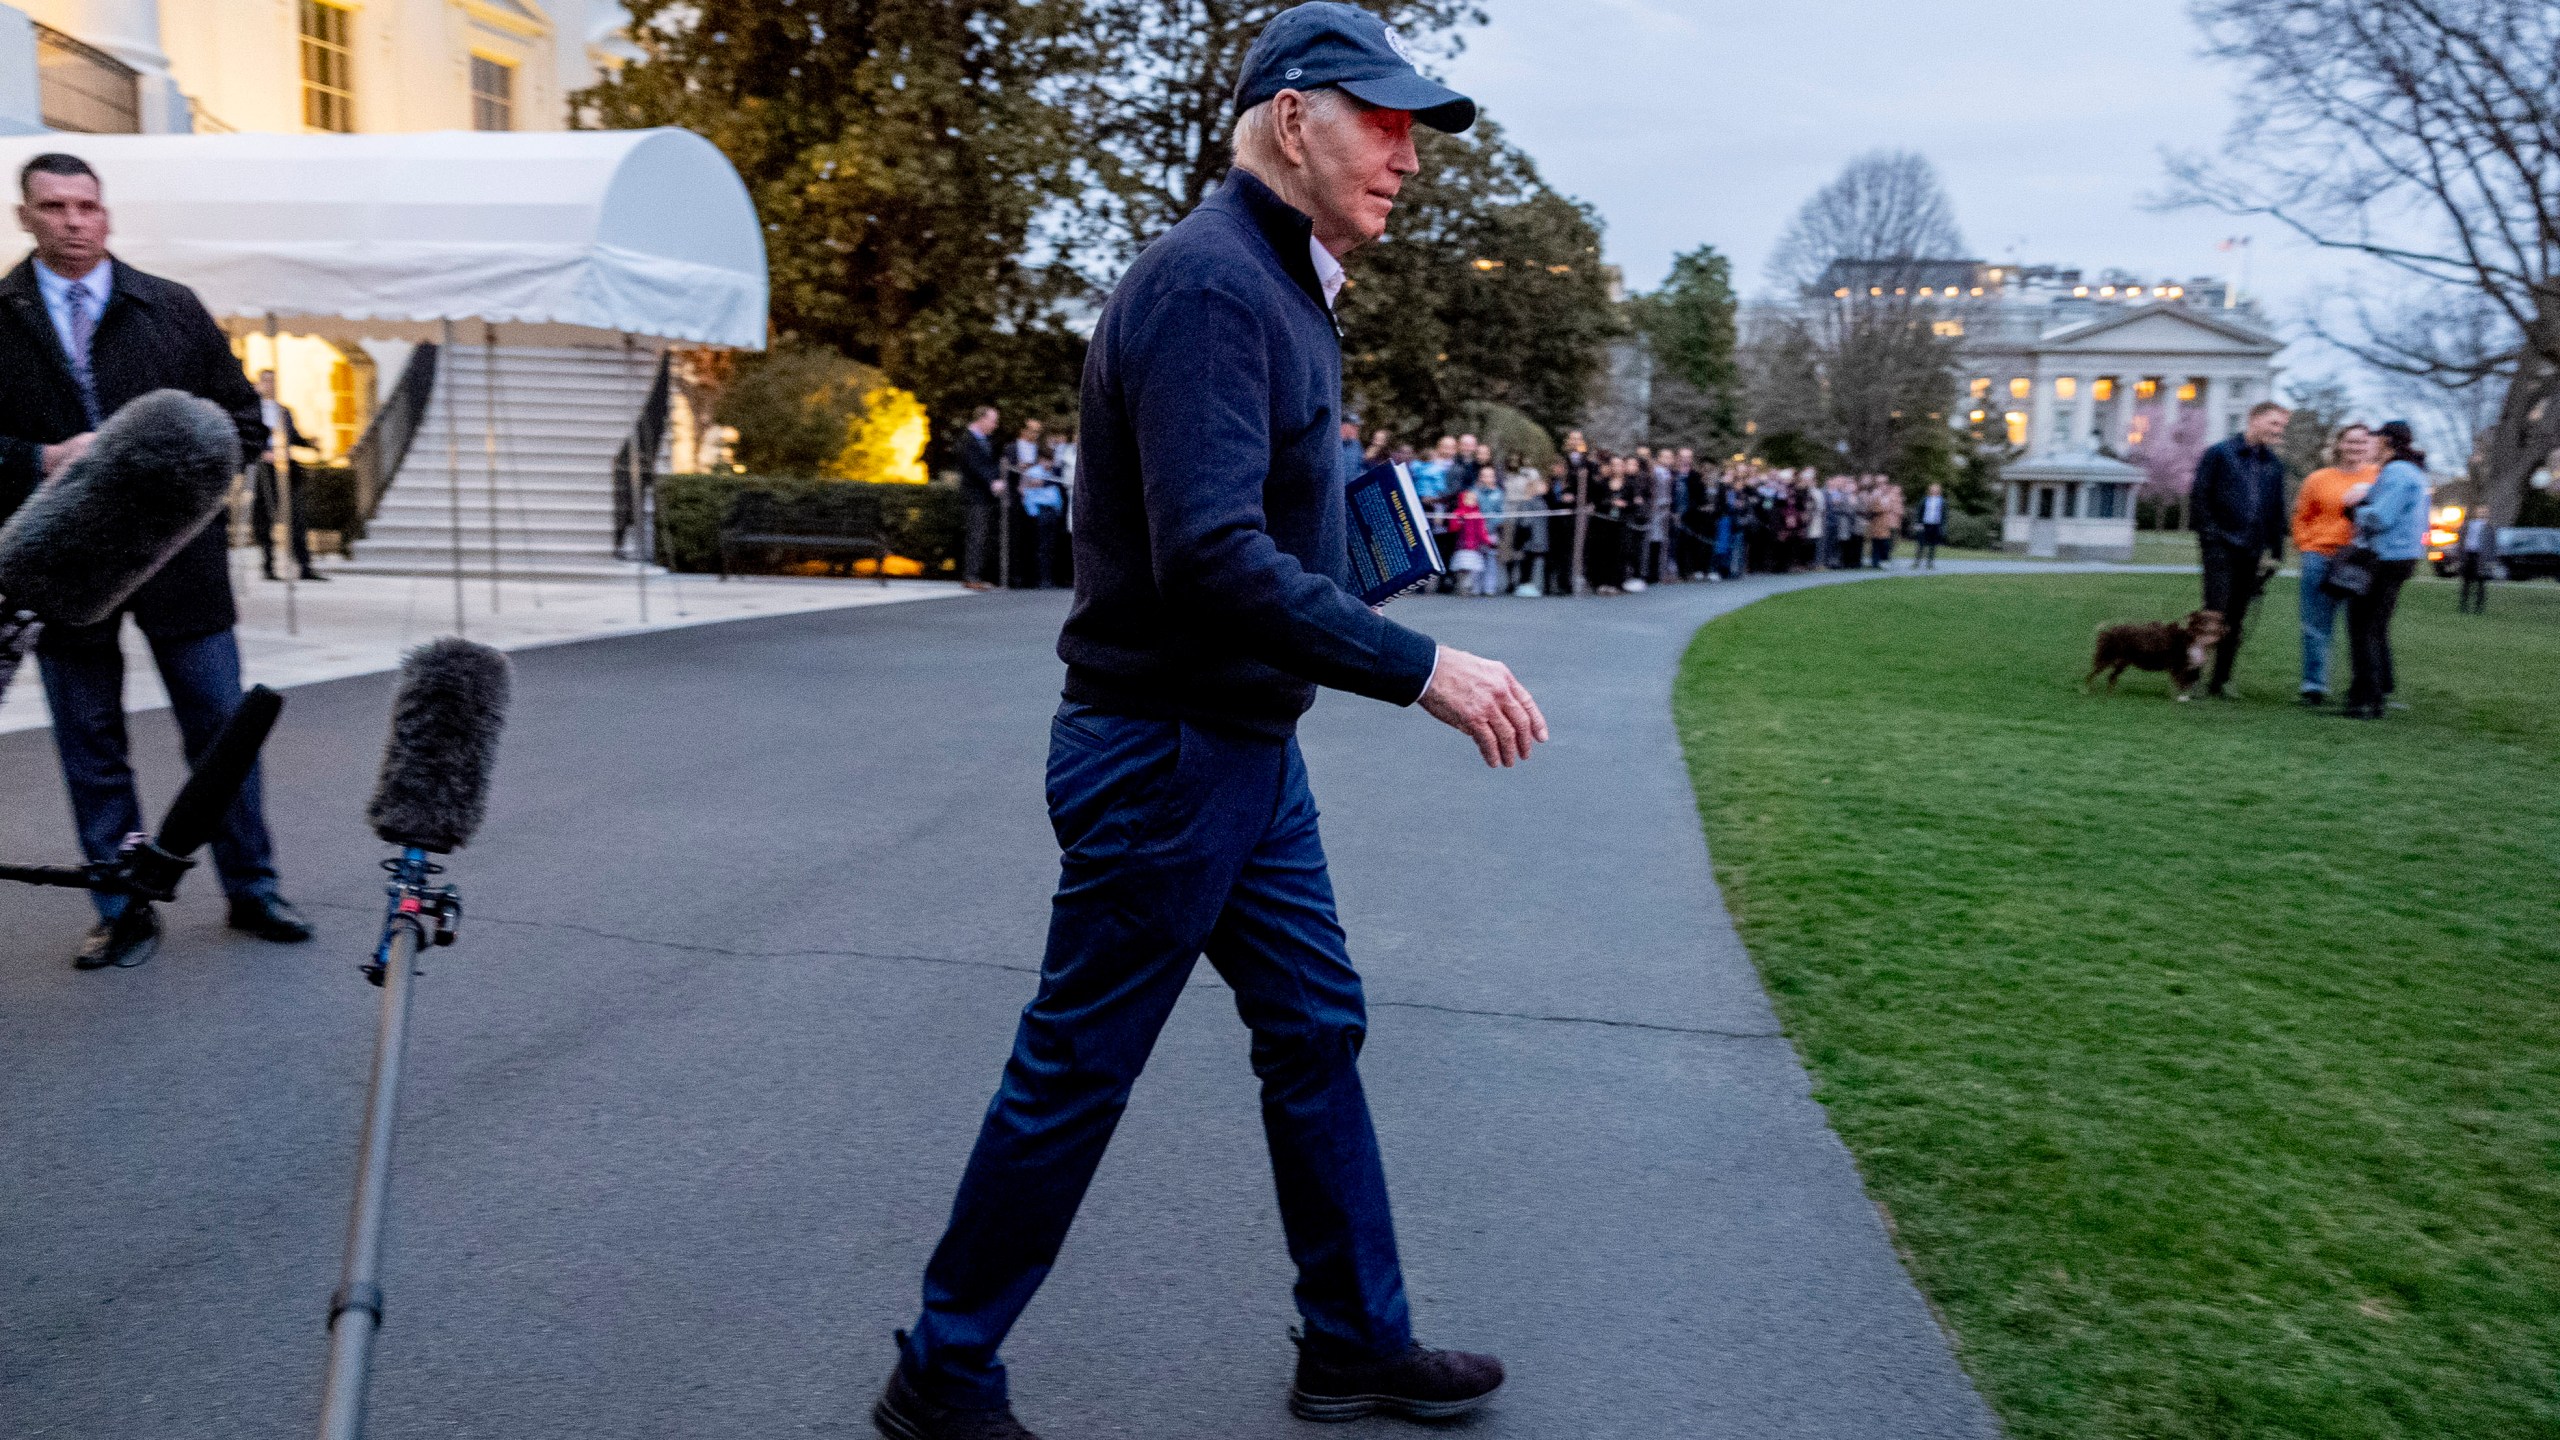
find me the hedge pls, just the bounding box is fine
[656,474,967,577]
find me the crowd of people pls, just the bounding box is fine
[1346,422,1950,597]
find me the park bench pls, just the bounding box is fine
[717,490,891,585]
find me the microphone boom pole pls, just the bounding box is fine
[314,637,509,1440]
[316,847,454,1440]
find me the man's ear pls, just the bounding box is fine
[1272,89,1309,168]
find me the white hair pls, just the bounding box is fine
[1231,86,1354,173]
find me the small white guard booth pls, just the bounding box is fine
[0,128,768,630]
[2003,452,2144,562]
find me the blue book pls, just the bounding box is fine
[1344,460,1444,605]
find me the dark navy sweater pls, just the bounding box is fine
[1059,168,1438,738]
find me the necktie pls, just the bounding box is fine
[63,281,102,427]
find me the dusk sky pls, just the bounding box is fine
[1438,0,2338,350]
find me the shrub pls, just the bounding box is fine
[656,474,966,576]
[1944,509,2002,551]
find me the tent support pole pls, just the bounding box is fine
[442,319,465,638]
[625,336,647,624]
[266,315,297,637]
[484,325,501,614]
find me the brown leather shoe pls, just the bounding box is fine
[873,1353,1040,1439]
[1289,1332,1505,1422]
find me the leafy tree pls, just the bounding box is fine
[1632,244,1739,451]
[1335,117,1616,443]
[1059,0,1486,259]
[575,0,1092,440]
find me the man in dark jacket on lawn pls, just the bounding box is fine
[2189,400,2292,698]
[2,152,315,970]
[871,8,1543,1439]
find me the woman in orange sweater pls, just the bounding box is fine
[2292,423,2379,706]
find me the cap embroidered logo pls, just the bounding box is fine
[1380,23,1419,65]
[1286,66,1303,79]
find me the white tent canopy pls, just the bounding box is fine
[0,128,767,349]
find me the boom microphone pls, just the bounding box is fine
[364,638,512,853]
[319,637,512,1440]
[0,390,241,700]
[0,389,242,626]
[0,685,285,903]
[156,686,286,859]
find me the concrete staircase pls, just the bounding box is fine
[331,345,668,581]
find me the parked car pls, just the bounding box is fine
[2492,526,2560,582]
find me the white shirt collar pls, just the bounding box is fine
[1308,238,1346,311]
[34,257,110,306]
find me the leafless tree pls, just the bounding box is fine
[2169,0,2560,526]
[1750,151,1973,473]
[1767,150,1970,297]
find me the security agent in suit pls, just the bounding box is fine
[954,405,1004,590]
[1,153,315,970]
[251,368,327,582]
[872,9,1544,1439]
[2189,401,2293,698]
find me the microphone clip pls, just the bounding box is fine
[366,850,460,986]
[105,831,195,904]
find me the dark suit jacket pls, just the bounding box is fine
[2189,435,2289,557]
[0,256,264,649]
[955,426,1001,499]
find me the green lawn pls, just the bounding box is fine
[1674,573,2560,1440]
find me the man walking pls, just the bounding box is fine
[873,10,1540,1438]
[0,153,314,969]
[2190,401,2292,699]
[956,405,1004,590]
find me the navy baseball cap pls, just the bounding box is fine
[1234,2,1477,134]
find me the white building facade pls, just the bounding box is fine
[0,2,742,583]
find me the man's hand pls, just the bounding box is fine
[40,433,94,480]
[1420,644,1548,768]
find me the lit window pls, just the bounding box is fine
[470,55,515,132]
[1931,320,1964,337]
[1833,287,1850,298]
[2135,378,2160,401]
[1870,287,1883,296]
[2093,378,2116,402]
[1969,286,1984,297]
[2167,286,2184,298]
[1894,287,1907,296]
[2009,378,2032,399]
[1970,409,1987,423]
[2176,381,2198,403]
[2005,411,2028,446]
[33,23,140,133]
[2055,377,2078,400]
[2130,286,2148,298]
[1920,287,1934,297]
[2072,286,2089,297]
[1970,378,1991,398]
[325,356,360,450]
[2099,285,2116,297]
[300,0,355,133]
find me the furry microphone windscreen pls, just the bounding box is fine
[366,638,512,853]
[0,389,242,626]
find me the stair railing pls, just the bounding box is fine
[348,342,439,522]
[613,349,675,562]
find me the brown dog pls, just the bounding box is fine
[2086,609,2228,701]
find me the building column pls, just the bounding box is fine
[2030,375,2059,457]
[2162,376,2186,448]
[2072,376,2097,455]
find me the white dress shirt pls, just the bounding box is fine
[32,257,111,363]
[1309,238,1346,311]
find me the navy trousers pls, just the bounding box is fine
[905,703,1412,1408]
[38,626,281,920]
